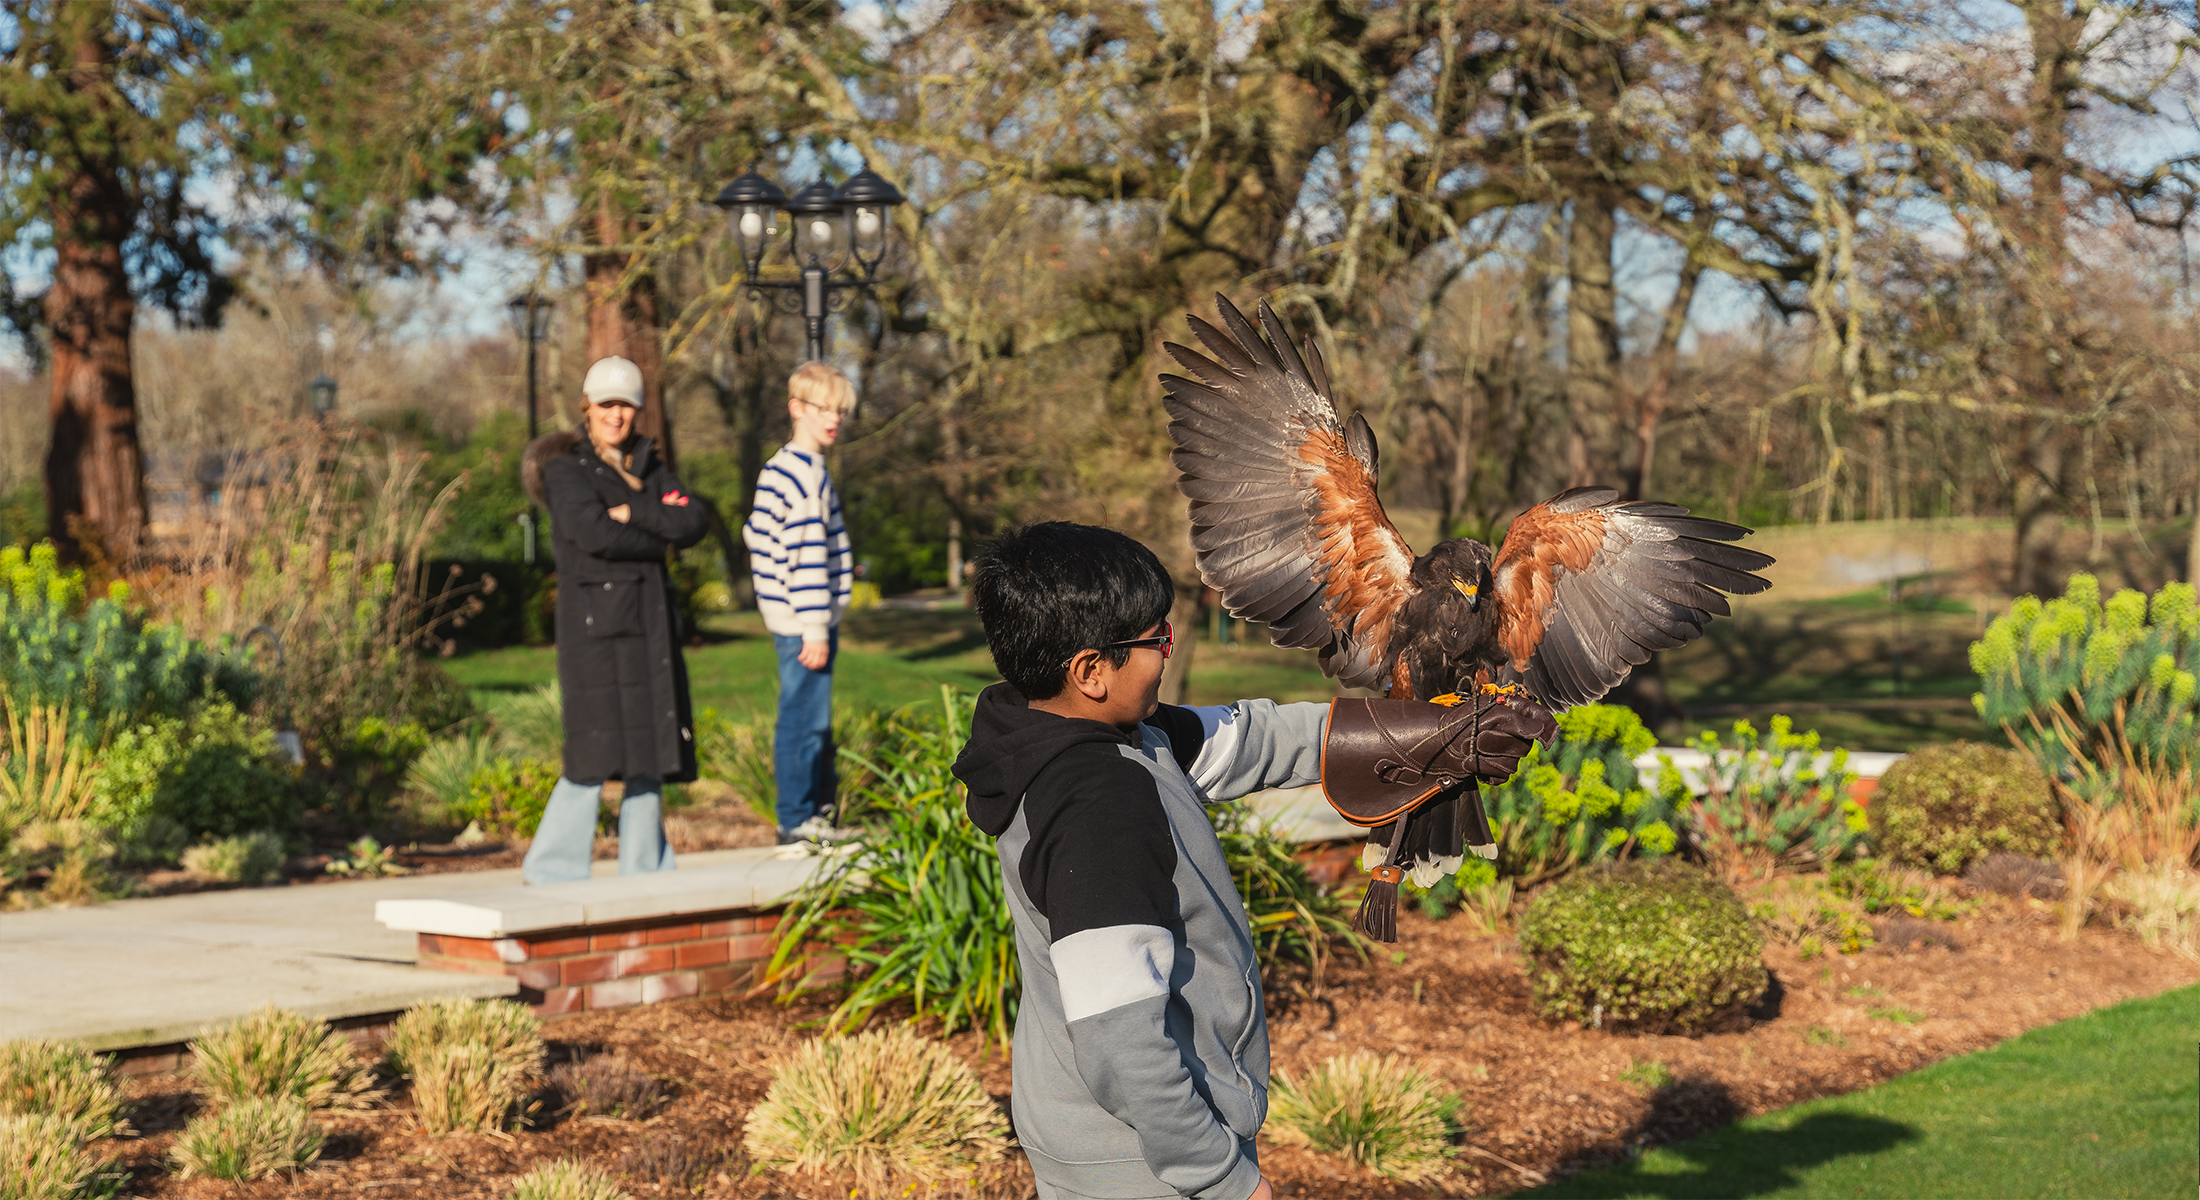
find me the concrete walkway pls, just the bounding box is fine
[0,849,761,1051]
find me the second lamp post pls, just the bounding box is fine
[712,165,903,361]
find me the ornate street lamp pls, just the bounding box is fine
[505,290,554,565]
[712,163,904,362]
[306,375,338,421]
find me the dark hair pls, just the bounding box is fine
[970,522,1175,699]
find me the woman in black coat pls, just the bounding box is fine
[518,356,710,885]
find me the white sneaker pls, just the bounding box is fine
[788,816,858,843]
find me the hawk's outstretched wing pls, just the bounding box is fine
[1491,487,1773,709]
[1159,294,1416,691]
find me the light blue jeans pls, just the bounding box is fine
[521,776,677,885]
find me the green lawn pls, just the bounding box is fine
[1525,982,2200,1199]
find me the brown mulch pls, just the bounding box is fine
[104,889,2198,1199]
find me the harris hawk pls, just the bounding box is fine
[1158,294,1774,906]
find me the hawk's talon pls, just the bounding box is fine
[1479,682,1523,697]
[1428,692,1467,707]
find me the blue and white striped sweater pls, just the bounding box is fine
[742,446,853,638]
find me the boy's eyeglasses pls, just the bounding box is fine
[1068,621,1173,667]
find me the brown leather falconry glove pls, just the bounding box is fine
[1321,692,1557,944]
[1319,692,1557,829]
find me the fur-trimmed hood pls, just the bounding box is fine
[521,430,583,507]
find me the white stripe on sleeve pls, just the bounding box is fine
[1052,924,1174,1024]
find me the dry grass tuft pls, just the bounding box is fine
[169,1096,322,1181]
[0,1039,126,1143]
[1964,851,2063,900]
[508,1158,632,1200]
[0,1111,103,1199]
[188,1006,376,1111]
[2101,864,2200,959]
[740,1029,1010,1187]
[385,999,543,1135]
[179,831,287,885]
[1268,1052,1464,1183]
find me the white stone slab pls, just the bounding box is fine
[375,844,831,939]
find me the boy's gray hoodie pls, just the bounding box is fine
[953,683,1327,1200]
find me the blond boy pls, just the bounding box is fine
[742,363,857,841]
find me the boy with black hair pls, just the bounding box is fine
[955,521,1290,1200]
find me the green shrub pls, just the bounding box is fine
[769,688,1015,1041]
[384,999,543,1134]
[169,1096,321,1181]
[509,1159,631,1200]
[1871,742,2059,874]
[695,707,777,819]
[180,832,287,886]
[1972,575,2198,804]
[1267,1053,1462,1183]
[324,836,409,878]
[1666,716,1867,877]
[327,716,431,818]
[187,1007,374,1111]
[1517,859,1768,1035]
[0,543,255,740]
[1478,704,1680,888]
[491,684,564,763]
[404,734,500,818]
[1827,859,1970,920]
[458,757,560,837]
[89,700,305,841]
[740,1029,1009,1186]
[0,1111,102,1199]
[0,1041,124,1143]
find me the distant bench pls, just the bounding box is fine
[382,754,1904,1019]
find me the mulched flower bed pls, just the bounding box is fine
[104,885,2197,1199]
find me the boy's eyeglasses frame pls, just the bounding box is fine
[1065,621,1174,668]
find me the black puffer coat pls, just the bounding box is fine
[524,431,709,785]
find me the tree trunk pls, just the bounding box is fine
[1564,196,1620,489]
[43,33,146,560]
[585,202,672,467]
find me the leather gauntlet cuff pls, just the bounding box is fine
[1319,693,1552,828]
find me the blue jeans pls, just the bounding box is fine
[521,776,677,885]
[773,630,838,830]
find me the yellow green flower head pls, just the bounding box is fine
[2106,589,2147,636]
[2064,572,2101,615]
[1454,857,1497,889]
[2009,595,2042,626]
[1971,691,1986,714]
[1970,620,2017,677]
[1636,821,1678,855]
[2083,631,2122,683]
[2153,581,2197,632]
[2175,672,2198,707]
[2151,653,2178,691]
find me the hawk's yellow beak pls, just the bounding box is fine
[1452,575,1481,610]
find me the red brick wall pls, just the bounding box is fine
[416,908,843,1018]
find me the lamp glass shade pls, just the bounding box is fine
[784,179,846,269]
[732,203,777,268]
[505,292,550,341]
[850,205,888,269]
[307,375,339,415]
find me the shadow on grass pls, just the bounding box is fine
[1521,1078,1918,1199]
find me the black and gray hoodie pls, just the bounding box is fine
[953,683,1327,1200]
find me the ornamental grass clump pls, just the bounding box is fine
[767,688,1019,1042]
[187,1007,374,1111]
[508,1159,631,1200]
[1517,859,1767,1035]
[2101,864,2200,959]
[384,998,543,1134]
[0,1111,102,1200]
[0,1040,125,1143]
[740,1028,1010,1187]
[546,1057,663,1120]
[1871,742,2058,875]
[169,1096,322,1181]
[1267,1053,1462,1183]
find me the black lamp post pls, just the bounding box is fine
[306,375,338,422]
[505,290,553,442]
[712,163,904,362]
[505,290,553,565]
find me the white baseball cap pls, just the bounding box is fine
[582,356,645,407]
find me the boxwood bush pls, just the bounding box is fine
[1871,741,2059,875]
[1517,859,1767,1035]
